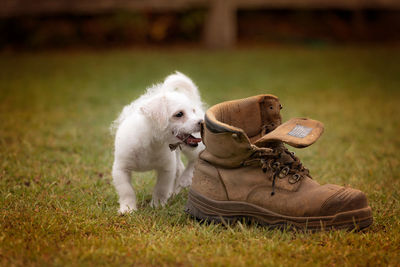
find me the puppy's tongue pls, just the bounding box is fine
[176,133,202,147]
[186,136,202,146]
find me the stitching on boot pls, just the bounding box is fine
[216,167,230,201]
[320,187,347,210]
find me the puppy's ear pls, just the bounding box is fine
[163,71,201,103]
[140,96,169,130]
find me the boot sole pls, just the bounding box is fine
[185,189,373,231]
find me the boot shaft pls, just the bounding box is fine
[201,95,282,167]
[205,94,282,140]
[201,94,323,168]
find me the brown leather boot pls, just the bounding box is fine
[185,94,373,230]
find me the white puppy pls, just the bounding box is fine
[111,72,205,213]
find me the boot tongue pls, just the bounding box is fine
[254,118,324,148]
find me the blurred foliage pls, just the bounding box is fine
[0,9,399,49]
[238,9,400,44]
[0,10,207,49]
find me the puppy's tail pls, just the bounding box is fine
[163,71,201,102]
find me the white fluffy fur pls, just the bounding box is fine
[111,72,205,213]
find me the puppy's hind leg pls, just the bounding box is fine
[112,161,137,213]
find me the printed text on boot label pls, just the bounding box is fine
[288,124,312,138]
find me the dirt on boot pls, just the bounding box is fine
[185,94,373,231]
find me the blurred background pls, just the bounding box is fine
[1,0,400,49]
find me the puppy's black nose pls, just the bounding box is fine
[197,119,203,125]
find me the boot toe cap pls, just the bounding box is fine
[321,187,369,216]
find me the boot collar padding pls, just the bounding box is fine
[205,94,282,140]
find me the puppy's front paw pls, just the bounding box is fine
[179,174,192,188]
[174,174,192,194]
[150,194,170,208]
[118,202,137,214]
[173,184,183,195]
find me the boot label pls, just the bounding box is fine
[288,124,313,138]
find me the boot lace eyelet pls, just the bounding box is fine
[278,166,289,178]
[289,173,301,184]
[272,162,280,170]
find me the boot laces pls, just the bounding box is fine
[242,145,310,196]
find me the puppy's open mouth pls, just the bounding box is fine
[176,133,202,147]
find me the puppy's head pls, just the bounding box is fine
[140,92,204,146]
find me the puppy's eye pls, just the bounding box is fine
[174,111,184,118]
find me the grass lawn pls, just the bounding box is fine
[1,46,400,266]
